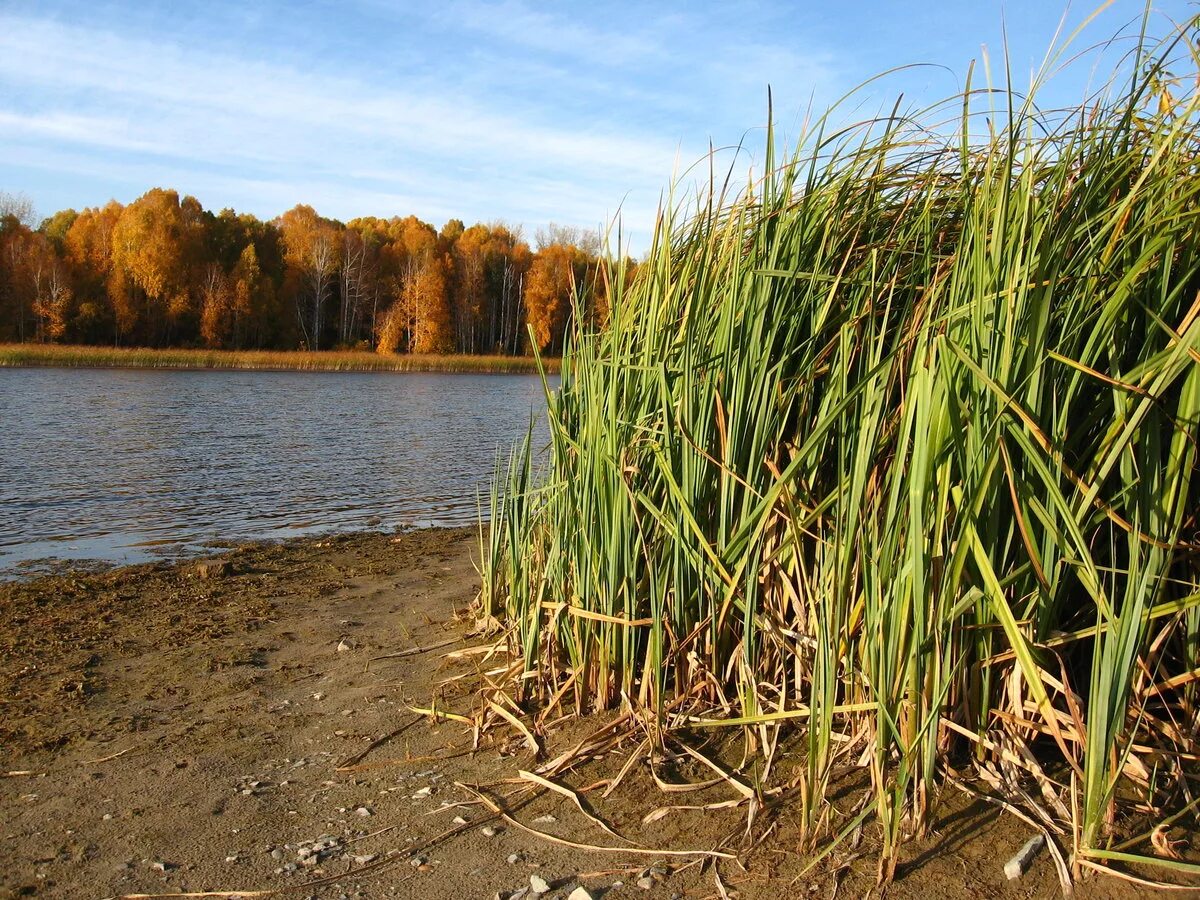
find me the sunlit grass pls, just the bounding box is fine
[0,343,558,374]
[486,18,1200,888]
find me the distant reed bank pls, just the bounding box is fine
[0,343,557,374]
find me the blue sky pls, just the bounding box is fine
[0,1,1193,250]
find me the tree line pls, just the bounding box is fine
[0,188,623,355]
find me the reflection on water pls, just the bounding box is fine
[0,367,551,577]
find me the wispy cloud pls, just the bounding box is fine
[0,9,687,242]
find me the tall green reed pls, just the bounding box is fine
[487,17,1200,884]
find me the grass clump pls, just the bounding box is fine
[485,16,1200,888]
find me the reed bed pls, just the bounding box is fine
[484,20,1200,889]
[0,343,556,374]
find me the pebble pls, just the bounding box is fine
[507,853,522,864]
[567,889,596,900]
[102,813,113,821]
[529,875,552,895]
[353,853,377,865]
[532,814,557,824]
[452,815,469,825]
[1004,834,1045,880]
[337,639,352,652]
[411,787,432,799]
[637,876,655,890]
[270,848,284,860]
[480,825,498,837]
[409,855,427,868]
[355,807,373,817]
[149,860,173,872]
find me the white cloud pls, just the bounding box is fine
[0,11,677,240]
[0,4,847,252]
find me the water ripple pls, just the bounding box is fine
[0,368,551,576]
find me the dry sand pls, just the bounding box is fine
[0,529,1182,899]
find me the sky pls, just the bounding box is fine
[0,1,1194,252]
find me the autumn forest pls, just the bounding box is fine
[0,188,619,356]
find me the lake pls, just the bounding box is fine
[0,367,552,578]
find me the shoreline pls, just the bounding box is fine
[0,531,1166,898]
[0,343,560,375]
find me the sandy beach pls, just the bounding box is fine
[0,530,1160,899]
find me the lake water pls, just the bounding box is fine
[0,367,552,578]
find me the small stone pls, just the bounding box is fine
[355,807,373,817]
[270,848,284,860]
[102,813,113,821]
[1004,833,1045,880]
[336,639,352,652]
[149,860,174,872]
[353,853,377,865]
[480,825,498,837]
[507,853,522,864]
[532,814,557,824]
[529,874,552,894]
[409,854,427,868]
[637,876,655,890]
[311,692,325,700]
[567,889,596,900]
[195,559,232,579]
[411,786,432,799]
[452,815,468,825]
[225,855,237,863]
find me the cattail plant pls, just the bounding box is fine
[487,14,1200,887]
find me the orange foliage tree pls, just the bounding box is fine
[524,243,582,354]
[109,189,202,344]
[0,186,605,356]
[278,204,340,350]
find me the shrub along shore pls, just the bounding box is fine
[485,20,1200,892]
[0,342,558,374]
